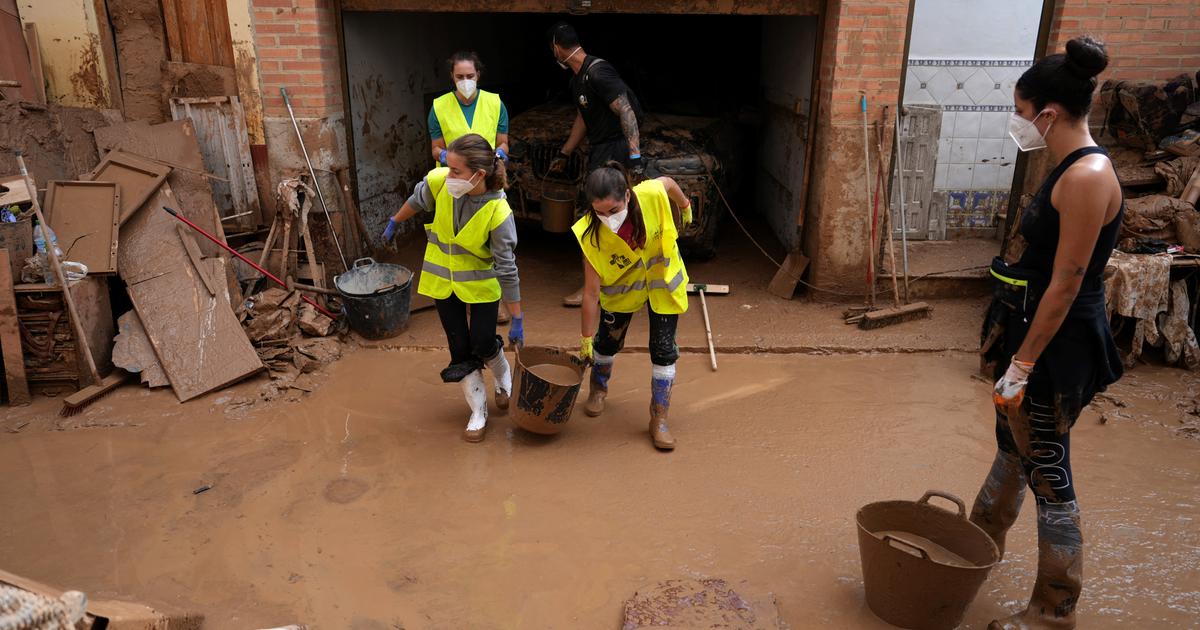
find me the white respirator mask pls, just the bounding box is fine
[446,172,480,199]
[1009,111,1052,152]
[556,46,581,70]
[602,207,629,232]
[456,78,477,100]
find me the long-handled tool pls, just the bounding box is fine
[281,87,348,273]
[687,283,727,372]
[14,152,102,386]
[163,207,338,319]
[862,95,876,309]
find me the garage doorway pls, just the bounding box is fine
[342,8,818,264]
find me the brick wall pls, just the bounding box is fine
[251,0,343,119]
[1049,0,1200,82]
[820,0,909,124]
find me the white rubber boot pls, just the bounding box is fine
[485,351,512,413]
[461,370,488,443]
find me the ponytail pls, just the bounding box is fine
[446,133,507,191]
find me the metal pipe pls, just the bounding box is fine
[162,206,338,319]
[895,111,911,302]
[280,87,348,272]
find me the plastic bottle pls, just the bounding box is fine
[32,223,63,284]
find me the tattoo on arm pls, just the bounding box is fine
[610,94,640,153]
[1074,266,1085,277]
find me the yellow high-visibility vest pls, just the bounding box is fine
[432,90,501,148]
[417,167,512,303]
[572,179,689,314]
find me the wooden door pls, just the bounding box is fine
[892,105,943,240]
[161,0,234,68]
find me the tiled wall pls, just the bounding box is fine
[904,59,1032,229]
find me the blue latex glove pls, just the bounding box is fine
[382,217,398,241]
[439,149,448,166]
[496,147,509,163]
[508,314,524,348]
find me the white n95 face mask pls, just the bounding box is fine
[557,47,581,70]
[456,79,477,100]
[446,173,479,199]
[602,208,628,232]
[1009,112,1051,152]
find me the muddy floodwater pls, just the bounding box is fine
[1,351,1197,628]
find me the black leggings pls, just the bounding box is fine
[994,388,1078,505]
[594,308,679,366]
[435,295,500,368]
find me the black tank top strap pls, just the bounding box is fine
[1038,146,1110,193]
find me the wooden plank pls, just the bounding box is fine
[42,181,121,274]
[22,23,45,105]
[84,150,171,226]
[0,249,30,405]
[160,0,183,62]
[0,4,36,103]
[767,253,810,300]
[176,223,217,296]
[0,174,32,207]
[128,256,262,402]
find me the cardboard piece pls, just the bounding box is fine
[0,174,33,207]
[43,180,121,274]
[0,250,30,405]
[112,310,169,388]
[128,256,262,402]
[84,150,171,225]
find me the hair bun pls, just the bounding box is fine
[1064,36,1108,79]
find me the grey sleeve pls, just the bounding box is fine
[490,214,520,303]
[406,178,436,214]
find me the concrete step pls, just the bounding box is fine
[879,238,998,300]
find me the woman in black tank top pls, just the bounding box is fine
[971,37,1124,630]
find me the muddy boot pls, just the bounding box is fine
[970,450,1028,560]
[649,364,676,451]
[461,370,489,443]
[989,502,1082,630]
[562,286,584,307]
[585,353,613,417]
[485,348,512,414]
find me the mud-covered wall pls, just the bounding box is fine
[17,0,115,108]
[757,16,819,252]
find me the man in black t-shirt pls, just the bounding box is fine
[548,22,646,306]
[548,22,644,175]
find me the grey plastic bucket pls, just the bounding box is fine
[334,257,413,340]
[856,490,999,630]
[511,346,584,435]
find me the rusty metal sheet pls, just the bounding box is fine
[169,96,261,231]
[128,256,261,402]
[84,150,172,225]
[43,180,121,274]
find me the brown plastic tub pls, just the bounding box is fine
[856,490,999,630]
[540,184,577,233]
[511,346,583,435]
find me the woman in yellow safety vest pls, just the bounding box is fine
[382,134,523,443]
[574,162,693,451]
[429,51,512,324]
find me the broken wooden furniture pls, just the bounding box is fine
[0,249,29,405]
[42,180,121,274]
[14,277,113,393]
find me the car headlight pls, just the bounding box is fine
[652,155,706,176]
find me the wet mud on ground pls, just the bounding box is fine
[1,351,1197,628]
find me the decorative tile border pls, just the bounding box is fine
[941,104,1016,112]
[909,59,1033,67]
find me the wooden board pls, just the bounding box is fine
[94,120,227,260]
[0,174,32,207]
[170,96,261,231]
[0,250,29,405]
[23,23,46,105]
[0,1,36,103]
[84,150,171,225]
[129,256,262,402]
[42,181,121,274]
[161,0,235,68]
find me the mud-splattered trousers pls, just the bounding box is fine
[435,295,501,382]
[591,307,679,425]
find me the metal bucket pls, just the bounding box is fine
[540,184,577,233]
[856,490,999,630]
[334,257,413,340]
[511,346,584,435]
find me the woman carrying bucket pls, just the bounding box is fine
[382,134,523,443]
[974,37,1122,629]
[574,162,692,451]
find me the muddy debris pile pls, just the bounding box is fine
[621,578,788,630]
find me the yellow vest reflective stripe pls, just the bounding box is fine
[433,91,501,148]
[572,179,689,314]
[417,167,512,303]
